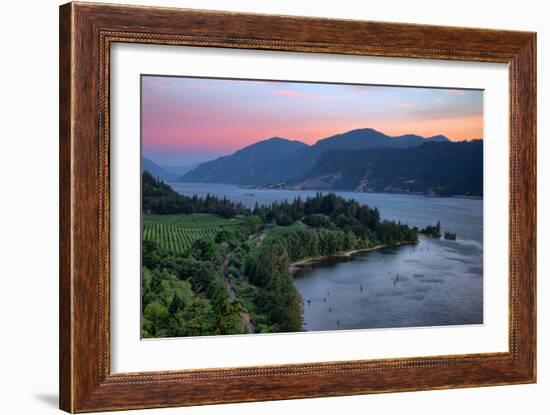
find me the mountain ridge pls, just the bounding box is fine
[181,136,308,185]
[179,127,482,196]
[181,127,456,185]
[142,158,179,182]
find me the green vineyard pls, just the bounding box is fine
[143,214,258,253]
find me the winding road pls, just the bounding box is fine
[220,229,267,334]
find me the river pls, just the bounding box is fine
[169,182,483,331]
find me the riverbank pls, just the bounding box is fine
[237,184,483,201]
[289,241,415,274]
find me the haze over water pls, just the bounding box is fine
[171,182,483,331]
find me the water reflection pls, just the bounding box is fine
[294,237,483,331]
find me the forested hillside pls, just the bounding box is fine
[181,137,308,185]
[284,140,483,197]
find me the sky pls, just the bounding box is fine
[142,75,483,166]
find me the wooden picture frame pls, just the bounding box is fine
[59,2,536,412]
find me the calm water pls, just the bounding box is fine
[170,182,483,330]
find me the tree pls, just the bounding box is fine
[215,229,239,247]
[180,297,216,337]
[276,214,293,226]
[143,301,169,335]
[344,230,358,250]
[369,207,381,230]
[149,269,164,295]
[190,238,218,261]
[169,292,184,314]
[420,221,441,238]
[216,300,245,335]
[260,269,302,332]
[303,213,331,228]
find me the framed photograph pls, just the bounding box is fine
[59,2,536,412]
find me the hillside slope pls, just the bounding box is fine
[281,141,483,197]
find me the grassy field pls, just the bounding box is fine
[143,214,257,253]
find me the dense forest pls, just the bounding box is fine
[285,140,483,197]
[143,171,248,217]
[141,172,421,337]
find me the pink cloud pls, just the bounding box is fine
[195,83,216,91]
[275,89,301,97]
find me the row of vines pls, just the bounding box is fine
[143,214,257,253]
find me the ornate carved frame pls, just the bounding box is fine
[59,2,536,412]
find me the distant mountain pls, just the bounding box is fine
[181,137,308,185]
[161,163,200,177]
[142,158,178,182]
[181,128,453,186]
[273,128,451,181]
[280,140,483,197]
[314,128,449,151]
